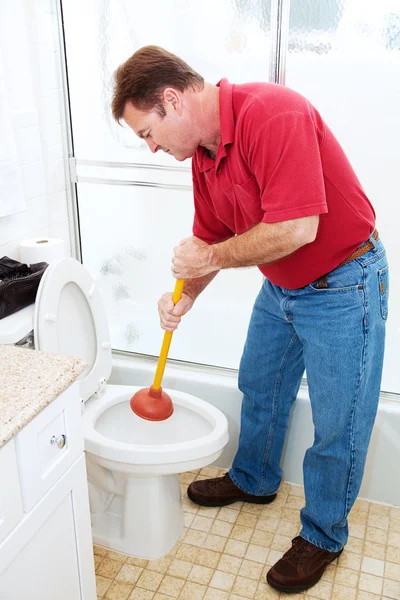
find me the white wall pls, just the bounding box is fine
[0,0,71,261]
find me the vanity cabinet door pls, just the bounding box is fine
[0,454,96,600]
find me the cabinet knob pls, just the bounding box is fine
[50,434,66,449]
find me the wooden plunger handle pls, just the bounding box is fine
[152,279,185,390]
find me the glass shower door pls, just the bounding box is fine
[61,0,272,368]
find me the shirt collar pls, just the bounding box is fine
[197,78,234,173]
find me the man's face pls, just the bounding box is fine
[123,91,198,162]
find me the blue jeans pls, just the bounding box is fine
[229,235,388,552]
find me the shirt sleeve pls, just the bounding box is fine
[192,160,234,244]
[247,110,328,223]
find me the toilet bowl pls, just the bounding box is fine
[32,257,229,559]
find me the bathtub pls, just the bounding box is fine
[110,353,400,507]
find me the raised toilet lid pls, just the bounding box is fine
[34,257,112,402]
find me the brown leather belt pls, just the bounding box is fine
[316,229,379,289]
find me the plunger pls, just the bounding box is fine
[129,278,185,421]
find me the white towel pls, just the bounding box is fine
[0,44,26,218]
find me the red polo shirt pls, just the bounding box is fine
[192,79,375,289]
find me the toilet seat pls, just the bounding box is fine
[34,258,112,401]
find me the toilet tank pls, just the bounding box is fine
[0,305,36,348]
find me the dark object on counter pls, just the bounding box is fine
[0,257,48,320]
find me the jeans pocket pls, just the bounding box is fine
[378,266,389,320]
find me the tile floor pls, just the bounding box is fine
[94,467,400,600]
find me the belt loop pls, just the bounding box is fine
[369,229,378,252]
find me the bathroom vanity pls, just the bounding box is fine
[0,345,97,599]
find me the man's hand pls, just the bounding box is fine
[172,236,218,279]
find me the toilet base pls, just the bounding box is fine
[89,471,184,559]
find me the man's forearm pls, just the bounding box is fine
[183,270,219,301]
[211,217,318,269]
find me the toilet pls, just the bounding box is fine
[19,257,229,559]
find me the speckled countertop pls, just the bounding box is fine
[0,345,86,448]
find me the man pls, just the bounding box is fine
[112,46,388,593]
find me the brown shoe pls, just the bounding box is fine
[267,536,343,593]
[187,473,277,507]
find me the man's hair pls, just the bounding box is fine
[111,45,204,122]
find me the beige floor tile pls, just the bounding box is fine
[389,517,400,534]
[337,550,362,570]
[387,545,400,564]
[271,533,292,551]
[115,565,143,585]
[361,555,385,577]
[176,543,201,563]
[188,564,214,585]
[384,560,400,581]
[365,526,388,544]
[285,496,305,509]
[382,577,400,599]
[195,548,221,569]
[106,550,129,563]
[185,529,208,547]
[250,529,274,548]
[231,525,254,543]
[157,574,185,598]
[198,506,220,519]
[282,507,301,522]
[363,540,386,560]
[232,576,258,598]
[184,512,195,527]
[135,570,164,592]
[334,566,359,588]
[97,558,124,579]
[346,537,364,554]
[200,466,220,477]
[105,581,133,600]
[179,472,196,484]
[204,533,228,552]
[180,581,207,599]
[355,591,381,600]
[94,544,109,557]
[236,513,259,528]
[209,570,236,592]
[256,517,279,533]
[266,549,284,566]
[210,519,234,538]
[331,583,357,599]
[224,539,249,558]
[217,553,243,574]
[125,556,148,568]
[192,515,215,533]
[368,513,390,530]
[369,503,390,517]
[245,543,269,564]
[167,558,193,578]
[276,520,299,537]
[146,556,172,574]
[358,572,383,595]
[218,507,240,523]
[388,531,400,548]
[241,504,264,516]
[128,588,155,600]
[237,559,264,583]
[203,588,229,600]
[348,524,366,539]
[93,487,400,600]
[321,563,337,582]
[254,581,280,599]
[304,577,332,599]
[96,575,113,596]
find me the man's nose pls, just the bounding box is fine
[146,139,159,153]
